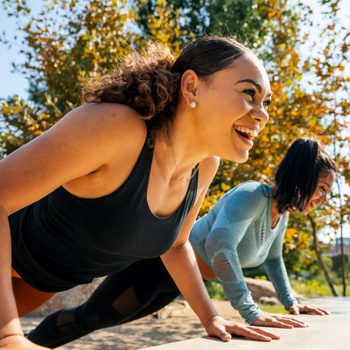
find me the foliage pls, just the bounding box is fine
[205,280,227,300]
[0,0,184,156]
[199,0,350,283]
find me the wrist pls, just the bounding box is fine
[0,321,24,340]
[0,333,24,341]
[203,314,220,328]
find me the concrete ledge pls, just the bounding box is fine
[141,298,350,350]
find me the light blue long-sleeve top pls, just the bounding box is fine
[190,181,298,324]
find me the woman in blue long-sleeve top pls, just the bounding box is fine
[28,137,336,347]
[191,137,335,326]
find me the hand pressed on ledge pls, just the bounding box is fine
[288,304,330,316]
[204,315,280,342]
[252,312,308,328]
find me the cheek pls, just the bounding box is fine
[205,95,251,122]
[312,190,322,201]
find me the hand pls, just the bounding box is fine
[252,312,308,328]
[0,335,49,349]
[204,315,280,342]
[288,304,330,316]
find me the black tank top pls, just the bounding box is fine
[9,134,199,292]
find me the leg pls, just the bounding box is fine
[12,277,55,317]
[28,258,180,348]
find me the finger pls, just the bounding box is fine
[276,318,308,328]
[271,320,294,329]
[254,319,294,329]
[230,325,272,342]
[248,326,280,340]
[315,307,330,315]
[289,306,300,315]
[300,306,325,315]
[215,328,232,342]
[311,308,328,316]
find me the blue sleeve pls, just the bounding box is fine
[264,216,298,310]
[204,183,266,324]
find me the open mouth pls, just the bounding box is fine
[233,126,258,143]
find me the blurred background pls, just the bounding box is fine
[0,0,349,300]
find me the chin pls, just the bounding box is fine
[228,150,250,163]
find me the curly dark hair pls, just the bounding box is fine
[272,137,337,214]
[82,35,251,133]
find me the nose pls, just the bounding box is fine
[251,106,269,126]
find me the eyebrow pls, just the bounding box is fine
[235,79,272,97]
[320,181,331,190]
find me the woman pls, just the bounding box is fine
[0,36,275,350]
[27,137,335,348]
[191,137,335,326]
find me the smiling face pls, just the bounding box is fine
[302,170,335,214]
[188,53,272,162]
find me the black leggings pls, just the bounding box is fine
[27,258,180,348]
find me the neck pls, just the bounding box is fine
[271,198,281,228]
[154,106,210,178]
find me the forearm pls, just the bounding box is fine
[161,241,218,326]
[264,256,298,309]
[0,208,23,338]
[220,279,263,324]
[205,230,262,324]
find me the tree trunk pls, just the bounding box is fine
[335,178,347,296]
[308,215,338,297]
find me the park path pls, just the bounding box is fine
[22,298,350,350]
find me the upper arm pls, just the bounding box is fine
[0,103,146,215]
[169,156,220,248]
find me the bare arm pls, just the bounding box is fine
[161,157,219,321]
[0,103,146,346]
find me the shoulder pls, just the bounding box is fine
[60,103,147,140]
[219,181,270,217]
[55,103,148,162]
[227,181,270,200]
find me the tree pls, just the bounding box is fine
[0,0,184,156]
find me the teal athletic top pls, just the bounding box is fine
[190,181,298,324]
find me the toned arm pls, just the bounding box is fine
[0,103,146,341]
[161,157,221,329]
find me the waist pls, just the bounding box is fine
[193,249,216,280]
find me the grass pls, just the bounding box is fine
[257,303,287,314]
[290,279,350,297]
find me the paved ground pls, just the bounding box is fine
[21,299,223,350]
[21,298,350,350]
[143,298,350,350]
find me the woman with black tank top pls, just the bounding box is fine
[0,36,274,350]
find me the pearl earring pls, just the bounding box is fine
[190,101,197,109]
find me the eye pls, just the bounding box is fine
[243,89,256,99]
[320,187,327,196]
[263,100,271,108]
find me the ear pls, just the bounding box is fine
[180,69,200,108]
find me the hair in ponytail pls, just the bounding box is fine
[82,36,251,133]
[273,137,336,213]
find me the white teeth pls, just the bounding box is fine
[234,126,258,138]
